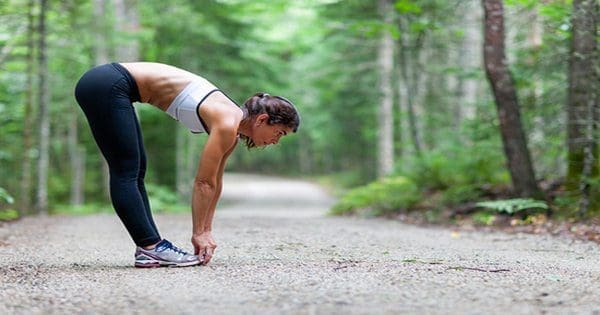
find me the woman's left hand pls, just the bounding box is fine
[191,231,217,265]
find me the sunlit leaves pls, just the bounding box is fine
[394,0,422,14]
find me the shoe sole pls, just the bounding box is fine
[135,260,201,268]
[134,254,201,268]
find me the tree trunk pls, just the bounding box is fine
[377,0,394,177]
[398,18,423,157]
[64,3,85,206]
[482,0,542,198]
[526,7,545,165]
[68,111,85,206]
[36,0,49,214]
[19,0,36,215]
[113,0,139,62]
[456,0,481,123]
[176,126,189,204]
[394,44,404,161]
[94,0,110,63]
[567,0,599,215]
[93,0,111,199]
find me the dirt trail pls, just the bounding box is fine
[0,173,599,314]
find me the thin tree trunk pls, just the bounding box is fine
[113,0,139,62]
[377,0,394,177]
[398,18,423,157]
[394,43,404,161]
[567,0,599,216]
[176,126,188,204]
[527,8,545,163]
[482,0,542,198]
[298,92,314,173]
[36,0,50,214]
[94,0,109,63]
[65,3,85,206]
[19,0,36,215]
[462,0,481,121]
[68,111,84,205]
[455,0,482,125]
[93,0,111,199]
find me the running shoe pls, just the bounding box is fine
[134,239,201,268]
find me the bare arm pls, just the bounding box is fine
[191,127,237,236]
[190,111,240,265]
[203,140,236,231]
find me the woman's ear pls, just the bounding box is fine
[255,113,269,126]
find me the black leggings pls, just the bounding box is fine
[74,63,161,247]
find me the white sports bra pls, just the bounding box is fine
[165,77,218,133]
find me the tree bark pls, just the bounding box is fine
[113,0,139,62]
[567,0,599,215]
[481,0,542,198]
[68,111,85,206]
[19,0,36,215]
[398,17,423,157]
[457,0,482,122]
[176,126,189,204]
[93,0,111,199]
[377,0,395,177]
[36,0,49,214]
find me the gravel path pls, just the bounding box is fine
[1,174,599,315]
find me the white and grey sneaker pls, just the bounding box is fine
[134,239,201,268]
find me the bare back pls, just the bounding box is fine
[120,62,243,133]
[120,62,199,110]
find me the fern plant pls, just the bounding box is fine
[475,198,548,214]
[0,187,14,205]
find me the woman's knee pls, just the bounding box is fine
[109,160,141,181]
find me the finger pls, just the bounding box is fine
[202,254,211,265]
[194,244,207,256]
[203,248,214,265]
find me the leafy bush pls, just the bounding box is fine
[0,187,14,205]
[441,184,483,205]
[331,176,421,216]
[51,203,112,215]
[0,209,19,221]
[475,198,548,214]
[397,121,509,194]
[0,187,18,221]
[472,210,496,225]
[146,184,188,213]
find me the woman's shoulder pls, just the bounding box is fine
[201,92,243,130]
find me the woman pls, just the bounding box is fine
[74,62,300,268]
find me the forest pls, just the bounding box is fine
[0,0,598,224]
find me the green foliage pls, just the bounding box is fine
[0,209,19,221]
[399,138,509,191]
[0,187,14,205]
[51,203,112,216]
[331,176,421,216]
[0,0,590,221]
[395,0,422,14]
[476,199,548,215]
[146,184,188,213]
[472,211,496,226]
[441,185,483,206]
[0,187,18,221]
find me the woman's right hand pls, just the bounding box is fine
[191,231,217,265]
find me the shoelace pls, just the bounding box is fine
[158,241,188,256]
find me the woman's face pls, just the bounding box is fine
[252,114,293,147]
